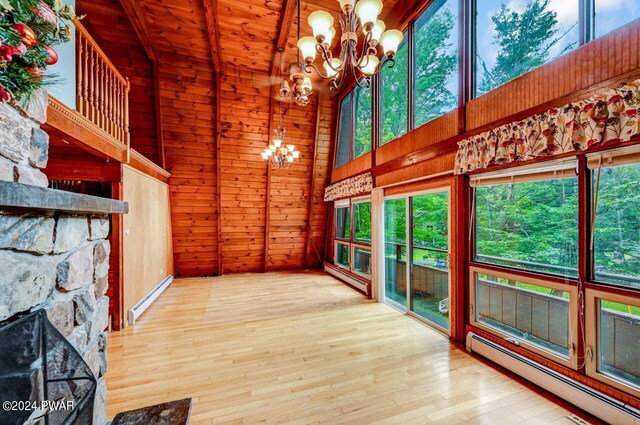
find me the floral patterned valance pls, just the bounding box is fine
[454,80,640,174]
[324,172,373,202]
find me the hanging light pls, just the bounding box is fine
[263,51,301,168]
[294,0,402,90]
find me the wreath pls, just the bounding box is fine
[0,0,79,103]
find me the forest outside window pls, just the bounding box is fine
[473,162,579,278]
[380,36,408,146]
[474,0,580,97]
[335,203,351,241]
[590,150,640,289]
[333,199,372,278]
[335,86,372,168]
[413,0,459,128]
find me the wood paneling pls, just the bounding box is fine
[160,59,219,277]
[331,152,372,183]
[78,0,160,164]
[122,165,174,322]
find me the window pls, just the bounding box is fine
[594,0,640,38]
[384,198,407,306]
[592,158,640,289]
[414,0,459,128]
[335,86,371,168]
[474,166,579,278]
[353,201,371,243]
[471,267,577,365]
[333,199,371,279]
[335,204,351,240]
[474,0,579,97]
[354,86,372,158]
[335,95,352,168]
[586,289,640,397]
[380,36,408,145]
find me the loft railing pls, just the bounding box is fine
[74,19,130,161]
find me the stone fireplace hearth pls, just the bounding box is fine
[0,91,128,424]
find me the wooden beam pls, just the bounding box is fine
[304,95,322,269]
[153,62,166,169]
[203,0,223,74]
[215,73,223,276]
[119,0,158,63]
[264,84,277,272]
[270,0,297,79]
[111,179,125,331]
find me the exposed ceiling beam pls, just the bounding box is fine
[119,0,159,63]
[270,0,298,79]
[203,0,223,74]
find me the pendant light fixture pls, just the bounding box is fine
[280,0,314,106]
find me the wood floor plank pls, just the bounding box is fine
[106,271,596,424]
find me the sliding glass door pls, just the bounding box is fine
[383,190,451,332]
[409,192,450,331]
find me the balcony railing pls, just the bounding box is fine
[54,19,130,161]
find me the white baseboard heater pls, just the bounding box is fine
[324,265,368,295]
[128,275,173,325]
[466,332,640,425]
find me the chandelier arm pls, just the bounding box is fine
[316,44,345,73]
[381,56,396,71]
[305,62,336,80]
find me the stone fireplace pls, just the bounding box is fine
[0,91,127,424]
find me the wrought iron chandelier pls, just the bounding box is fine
[261,57,301,168]
[296,0,404,90]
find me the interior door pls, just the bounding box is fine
[408,191,451,331]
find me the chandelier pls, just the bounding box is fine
[296,0,404,90]
[261,62,301,168]
[280,0,314,106]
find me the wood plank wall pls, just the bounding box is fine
[159,57,219,277]
[77,0,159,165]
[219,67,270,273]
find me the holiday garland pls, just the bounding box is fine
[0,0,78,103]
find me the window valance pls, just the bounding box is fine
[324,173,373,202]
[454,80,640,174]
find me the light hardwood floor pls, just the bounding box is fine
[107,271,594,424]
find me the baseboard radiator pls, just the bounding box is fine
[128,275,173,325]
[324,264,368,295]
[466,332,640,425]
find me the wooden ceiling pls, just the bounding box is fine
[116,0,402,79]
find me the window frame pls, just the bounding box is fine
[469,265,579,369]
[333,197,372,280]
[334,85,373,169]
[585,287,640,398]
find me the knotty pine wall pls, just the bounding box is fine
[77,0,160,165]
[160,57,219,277]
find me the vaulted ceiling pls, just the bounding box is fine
[116,0,402,81]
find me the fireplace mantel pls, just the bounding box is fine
[0,180,128,215]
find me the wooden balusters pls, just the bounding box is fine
[73,19,130,155]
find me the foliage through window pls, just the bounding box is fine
[414,0,459,128]
[380,36,408,145]
[593,163,640,288]
[354,85,372,158]
[354,201,372,243]
[335,205,351,240]
[475,175,579,277]
[335,95,352,168]
[475,0,579,97]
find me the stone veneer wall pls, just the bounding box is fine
[0,92,111,424]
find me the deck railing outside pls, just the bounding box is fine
[74,19,130,160]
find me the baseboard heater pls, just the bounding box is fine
[324,264,368,295]
[128,275,173,325]
[466,332,640,425]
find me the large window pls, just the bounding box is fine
[594,0,640,38]
[335,85,372,168]
[334,199,371,279]
[474,0,580,97]
[413,0,459,128]
[380,36,408,145]
[592,159,640,289]
[474,165,579,277]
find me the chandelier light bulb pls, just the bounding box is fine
[355,0,383,31]
[308,11,334,43]
[359,54,379,76]
[369,19,386,42]
[324,27,337,47]
[261,151,268,160]
[323,58,342,78]
[293,151,300,159]
[297,36,318,63]
[287,156,294,163]
[287,144,295,152]
[274,138,283,147]
[269,144,277,151]
[380,29,403,56]
[301,77,313,93]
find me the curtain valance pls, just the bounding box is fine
[324,172,373,202]
[454,80,640,174]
